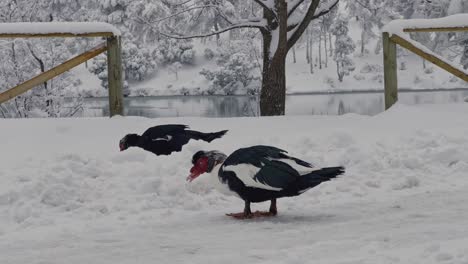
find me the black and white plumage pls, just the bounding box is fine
[119,124,228,156]
[188,145,345,219]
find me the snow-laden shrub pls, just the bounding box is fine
[124,43,158,81]
[424,67,434,74]
[414,75,422,84]
[89,42,157,95]
[399,62,407,71]
[353,74,365,81]
[180,48,195,65]
[204,48,216,60]
[168,62,182,80]
[449,76,459,83]
[156,38,195,65]
[324,76,336,89]
[372,74,383,83]
[360,63,383,74]
[200,52,260,95]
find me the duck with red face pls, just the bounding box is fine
[188,145,345,219]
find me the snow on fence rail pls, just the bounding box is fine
[382,14,468,110]
[0,22,123,117]
[0,22,120,38]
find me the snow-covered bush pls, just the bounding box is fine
[449,76,459,83]
[353,74,365,81]
[204,48,216,60]
[414,75,422,84]
[372,74,383,84]
[156,38,195,65]
[124,43,158,81]
[200,52,260,95]
[360,64,383,74]
[324,76,336,89]
[424,67,434,74]
[89,41,157,95]
[168,62,182,80]
[399,62,407,71]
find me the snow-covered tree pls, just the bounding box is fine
[160,0,339,115]
[200,51,260,95]
[331,16,355,82]
[448,0,468,69]
[346,0,398,55]
[199,39,260,95]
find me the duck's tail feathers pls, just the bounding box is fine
[298,166,345,192]
[186,130,228,142]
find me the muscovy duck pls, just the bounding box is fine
[119,124,228,156]
[187,145,344,219]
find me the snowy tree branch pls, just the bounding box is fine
[252,0,277,18]
[160,22,266,39]
[140,5,222,24]
[159,0,192,8]
[287,0,339,49]
[288,0,307,17]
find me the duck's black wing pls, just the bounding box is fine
[141,124,188,140]
[220,145,315,191]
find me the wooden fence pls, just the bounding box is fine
[383,23,468,110]
[0,25,124,117]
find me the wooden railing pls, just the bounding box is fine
[0,23,124,117]
[382,16,468,110]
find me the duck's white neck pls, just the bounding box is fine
[209,163,238,197]
[209,163,223,180]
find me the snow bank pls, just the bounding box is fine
[0,22,120,36]
[1,103,468,263]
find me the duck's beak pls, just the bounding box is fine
[187,166,203,182]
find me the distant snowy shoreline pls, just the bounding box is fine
[77,87,468,99]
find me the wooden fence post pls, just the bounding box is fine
[383,32,398,110]
[107,36,124,116]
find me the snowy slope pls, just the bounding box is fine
[1,103,468,263]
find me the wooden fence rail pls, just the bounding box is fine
[383,22,468,110]
[0,26,123,117]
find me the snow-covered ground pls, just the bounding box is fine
[1,103,468,263]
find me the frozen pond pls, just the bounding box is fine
[80,89,468,118]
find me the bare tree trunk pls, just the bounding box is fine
[214,22,220,46]
[0,105,7,118]
[323,28,328,68]
[361,26,366,55]
[336,61,343,82]
[260,0,287,116]
[261,54,287,115]
[329,32,333,56]
[11,43,25,118]
[306,29,310,64]
[292,45,296,63]
[319,31,322,69]
[310,30,314,74]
